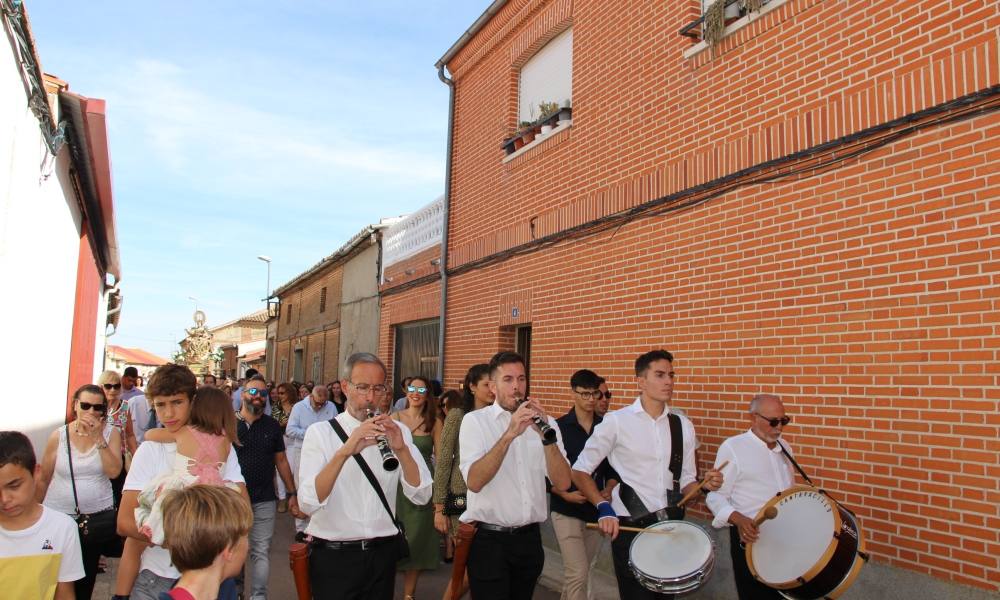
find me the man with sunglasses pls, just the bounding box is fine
[235,375,301,600]
[551,369,619,600]
[706,394,794,600]
[595,377,611,417]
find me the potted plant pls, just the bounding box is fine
[557,99,572,126]
[538,101,560,134]
[519,120,537,145]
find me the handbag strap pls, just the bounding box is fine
[328,418,401,531]
[64,426,82,517]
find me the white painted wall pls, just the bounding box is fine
[0,40,85,455]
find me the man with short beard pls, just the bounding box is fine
[235,375,300,600]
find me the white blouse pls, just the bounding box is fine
[43,425,115,515]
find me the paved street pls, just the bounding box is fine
[95,511,562,599]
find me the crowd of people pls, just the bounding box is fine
[1,349,797,600]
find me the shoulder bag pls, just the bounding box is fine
[65,426,117,544]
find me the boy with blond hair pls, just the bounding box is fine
[158,484,253,600]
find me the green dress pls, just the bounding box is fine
[397,433,440,570]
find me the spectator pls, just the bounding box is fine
[121,367,144,402]
[0,431,84,600]
[36,384,123,600]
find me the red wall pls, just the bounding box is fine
[440,0,1000,589]
[65,224,102,421]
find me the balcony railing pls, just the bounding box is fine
[381,195,444,282]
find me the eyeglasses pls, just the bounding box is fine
[103,383,122,390]
[246,388,269,397]
[574,389,603,400]
[79,402,107,413]
[754,413,791,427]
[407,385,428,394]
[350,382,389,396]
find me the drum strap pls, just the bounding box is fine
[777,440,814,486]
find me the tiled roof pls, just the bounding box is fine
[106,345,169,366]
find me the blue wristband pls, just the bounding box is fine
[597,501,616,520]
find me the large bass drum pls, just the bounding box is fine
[628,520,715,595]
[746,485,868,599]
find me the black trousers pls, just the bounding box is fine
[610,529,674,600]
[75,536,103,600]
[467,526,544,600]
[308,542,397,600]
[729,527,783,600]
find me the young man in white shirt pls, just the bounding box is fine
[459,351,572,600]
[706,394,794,600]
[298,352,431,600]
[116,364,248,600]
[572,349,724,599]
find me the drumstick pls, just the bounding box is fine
[752,506,778,528]
[677,460,730,507]
[585,523,677,535]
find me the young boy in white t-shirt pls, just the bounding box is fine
[0,431,84,600]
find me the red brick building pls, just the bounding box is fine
[379,196,445,397]
[434,0,1000,592]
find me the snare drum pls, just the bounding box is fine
[747,485,868,599]
[628,520,716,595]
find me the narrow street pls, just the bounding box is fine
[95,511,562,599]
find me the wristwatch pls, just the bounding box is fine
[96,439,109,450]
[286,491,297,497]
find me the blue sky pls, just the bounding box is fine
[28,0,485,358]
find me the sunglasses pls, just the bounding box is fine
[79,402,107,413]
[103,383,122,390]
[601,391,612,399]
[407,386,428,394]
[754,413,791,427]
[246,388,269,397]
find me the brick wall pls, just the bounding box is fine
[378,281,441,387]
[442,0,1000,589]
[274,264,345,384]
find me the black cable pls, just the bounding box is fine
[445,86,1000,278]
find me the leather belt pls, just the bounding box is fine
[477,522,540,534]
[620,508,673,529]
[310,534,396,550]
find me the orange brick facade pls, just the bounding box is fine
[437,0,1000,590]
[275,266,345,384]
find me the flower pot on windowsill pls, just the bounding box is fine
[520,128,536,146]
[557,106,572,126]
[503,137,518,155]
[540,124,553,135]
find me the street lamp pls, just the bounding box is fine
[257,255,271,303]
[187,296,199,311]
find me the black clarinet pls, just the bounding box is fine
[517,396,557,445]
[367,408,400,471]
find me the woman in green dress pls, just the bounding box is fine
[393,376,442,600]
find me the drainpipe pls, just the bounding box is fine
[436,64,455,383]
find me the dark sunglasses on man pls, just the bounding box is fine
[247,388,269,397]
[103,383,122,390]
[754,413,791,427]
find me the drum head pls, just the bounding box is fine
[750,489,839,586]
[630,521,713,579]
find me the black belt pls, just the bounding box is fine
[620,508,673,529]
[477,522,539,534]
[310,535,396,550]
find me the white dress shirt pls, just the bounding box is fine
[705,430,795,529]
[285,400,338,449]
[573,397,697,517]
[298,411,432,541]
[459,401,568,527]
[127,394,155,443]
